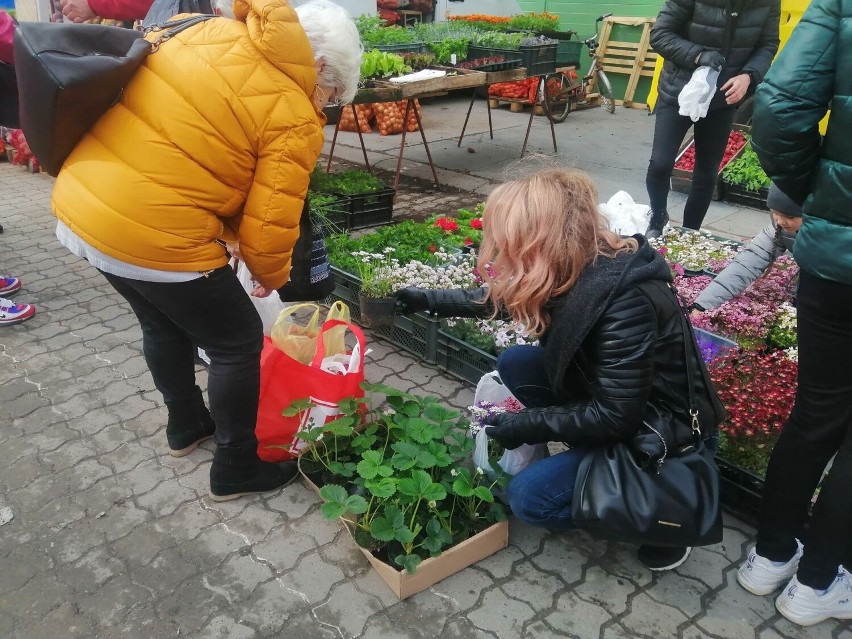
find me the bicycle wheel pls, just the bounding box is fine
[596,69,616,114]
[540,72,573,123]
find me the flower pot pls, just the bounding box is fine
[359,296,396,328]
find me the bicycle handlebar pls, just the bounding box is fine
[597,13,613,22]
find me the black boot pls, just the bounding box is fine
[209,446,298,502]
[645,209,669,239]
[166,386,216,457]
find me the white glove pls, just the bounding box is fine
[678,66,720,122]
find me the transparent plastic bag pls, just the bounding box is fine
[269,303,322,364]
[678,66,720,122]
[269,301,351,364]
[599,191,652,236]
[472,371,548,479]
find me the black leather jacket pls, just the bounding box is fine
[421,259,724,449]
[652,0,780,109]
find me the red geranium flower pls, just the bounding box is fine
[434,217,459,233]
[469,218,483,230]
[464,237,473,246]
[429,245,437,252]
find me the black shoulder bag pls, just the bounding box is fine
[276,199,337,303]
[571,282,724,548]
[13,15,213,176]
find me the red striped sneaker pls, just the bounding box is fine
[0,276,22,296]
[0,297,35,325]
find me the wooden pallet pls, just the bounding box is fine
[488,97,545,116]
[597,16,659,110]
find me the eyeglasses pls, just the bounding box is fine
[315,85,343,107]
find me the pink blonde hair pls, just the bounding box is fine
[477,169,638,336]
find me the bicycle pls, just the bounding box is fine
[540,14,616,123]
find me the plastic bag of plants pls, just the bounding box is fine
[339,104,374,133]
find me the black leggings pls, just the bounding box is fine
[646,102,736,230]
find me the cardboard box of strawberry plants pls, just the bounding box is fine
[671,126,748,200]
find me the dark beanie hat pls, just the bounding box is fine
[767,183,803,218]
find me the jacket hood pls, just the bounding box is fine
[543,235,673,391]
[234,0,317,98]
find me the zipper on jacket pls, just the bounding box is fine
[722,0,743,60]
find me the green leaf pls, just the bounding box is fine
[473,486,495,503]
[281,397,314,417]
[394,553,423,574]
[397,469,432,497]
[425,442,454,467]
[423,403,461,423]
[356,450,393,479]
[327,460,357,478]
[370,516,397,542]
[452,469,474,497]
[364,477,396,498]
[401,399,424,418]
[317,483,368,519]
[390,441,421,471]
[406,418,444,444]
[421,518,453,556]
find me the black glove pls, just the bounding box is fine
[483,412,527,451]
[393,287,431,314]
[696,50,725,72]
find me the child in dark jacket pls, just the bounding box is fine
[692,184,802,311]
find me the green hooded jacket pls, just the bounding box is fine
[751,0,852,285]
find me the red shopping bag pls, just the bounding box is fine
[256,319,366,461]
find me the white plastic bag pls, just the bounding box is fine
[472,371,548,479]
[599,191,652,236]
[678,66,720,122]
[235,260,286,336]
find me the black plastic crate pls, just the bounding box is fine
[716,457,763,526]
[469,58,523,72]
[325,267,439,363]
[436,330,497,385]
[373,42,427,54]
[555,39,582,68]
[519,43,558,77]
[336,187,395,230]
[723,183,769,210]
[467,45,519,67]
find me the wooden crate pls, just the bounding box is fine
[596,16,659,110]
[487,97,545,116]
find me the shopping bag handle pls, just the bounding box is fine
[311,319,366,368]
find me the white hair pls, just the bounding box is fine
[212,0,234,19]
[295,0,363,103]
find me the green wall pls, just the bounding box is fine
[515,0,664,104]
[515,0,663,32]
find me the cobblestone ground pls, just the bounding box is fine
[1,164,849,639]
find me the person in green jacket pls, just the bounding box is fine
[734,0,852,627]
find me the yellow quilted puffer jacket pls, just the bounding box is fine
[51,0,325,289]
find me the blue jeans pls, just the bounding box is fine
[497,345,588,529]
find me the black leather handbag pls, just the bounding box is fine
[276,200,337,303]
[571,285,724,548]
[13,15,211,176]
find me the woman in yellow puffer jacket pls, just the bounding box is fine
[51,0,362,501]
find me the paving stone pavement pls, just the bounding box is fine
[1,163,850,639]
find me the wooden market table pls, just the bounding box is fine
[457,69,558,158]
[325,68,530,191]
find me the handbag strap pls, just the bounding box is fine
[143,15,216,52]
[311,319,366,369]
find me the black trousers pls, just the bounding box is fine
[101,266,263,451]
[756,271,852,589]
[646,102,736,231]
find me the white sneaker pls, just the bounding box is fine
[776,566,852,626]
[737,540,803,595]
